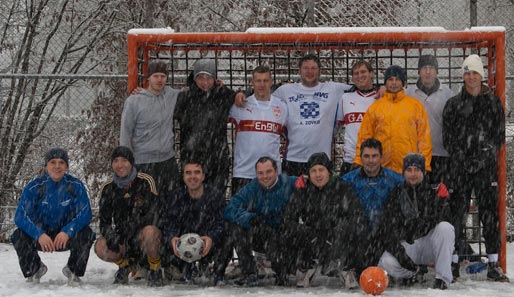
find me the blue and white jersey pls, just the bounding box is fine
[274,81,351,162]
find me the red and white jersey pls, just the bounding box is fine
[336,90,377,163]
[274,81,351,162]
[229,95,288,178]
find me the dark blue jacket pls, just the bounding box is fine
[163,185,225,245]
[14,173,92,240]
[342,167,404,235]
[224,174,296,229]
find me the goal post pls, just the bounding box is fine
[127,26,507,270]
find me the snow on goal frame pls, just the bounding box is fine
[127,26,507,270]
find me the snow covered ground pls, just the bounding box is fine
[0,242,513,297]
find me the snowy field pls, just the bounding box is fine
[0,243,513,297]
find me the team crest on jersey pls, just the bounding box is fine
[273,106,281,118]
[300,101,320,119]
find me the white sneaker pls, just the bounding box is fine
[296,266,317,288]
[62,266,81,286]
[27,263,48,283]
[339,270,359,289]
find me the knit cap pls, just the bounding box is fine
[418,54,438,71]
[111,146,135,165]
[402,153,425,173]
[45,148,69,166]
[146,60,169,78]
[384,65,406,86]
[307,152,332,172]
[462,54,485,78]
[194,59,216,78]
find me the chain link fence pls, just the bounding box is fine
[1,0,513,239]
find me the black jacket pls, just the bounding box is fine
[442,85,505,173]
[98,172,161,250]
[162,184,225,246]
[376,179,451,271]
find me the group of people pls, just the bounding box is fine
[11,52,509,290]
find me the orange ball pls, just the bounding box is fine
[359,266,389,295]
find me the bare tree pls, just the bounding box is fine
[0,0,118,204]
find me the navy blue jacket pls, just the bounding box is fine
[14,173,92,240]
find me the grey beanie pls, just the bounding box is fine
[45,148,69,166]
[194,59,216,78]
[146,60,169,78]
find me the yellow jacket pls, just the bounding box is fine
[354,89,432,173]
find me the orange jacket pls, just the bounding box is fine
[354,90,432,173]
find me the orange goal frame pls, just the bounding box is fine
[127,27,507,270]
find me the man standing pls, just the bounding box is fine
[175,59,235,192]
[12,148,94,285]
[336,60,377,175]
[377,153,454,289]
[354,65,432,173]
[95,146,164,286]
[282,152,366,288]
[406,54,454,185]
[273,54,352,176]
[342,138,404,269]
[442,54,508,282]
[120,60,180,196]
[162,160,225,285]
[229,65,288,194]
[223,157,297,286]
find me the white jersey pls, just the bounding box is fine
[336,90,377,163]
[405,83,453,157]
[274,81,351,162]
[229,95,288,178]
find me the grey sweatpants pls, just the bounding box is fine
[378,221,455,284]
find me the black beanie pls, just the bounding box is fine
[384,65,406,86]
[418,55,438,71]
[146,60,169,78]
[307,152,332,172]
[402,153,425,173]
[111,146,135,165]
[45,148,69,166]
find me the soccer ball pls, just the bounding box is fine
[359,266,389,295]
[176,233,205,263]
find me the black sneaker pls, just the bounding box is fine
[147,269,163,287]
[27,262,48,283]
[451,263,460,282]
[113,266,130,285]
[487,262,510,282]
[212,273,225,286]
[433,278,448,290]
[234,273,259,287]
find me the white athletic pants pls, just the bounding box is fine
[378,221,455,284]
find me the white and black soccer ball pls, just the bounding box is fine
[176,233,205,263]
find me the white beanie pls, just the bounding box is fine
[462,54,485,78]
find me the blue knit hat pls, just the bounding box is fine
[402,153,425,173]
[384,65,406,86]
[45,148,69,166]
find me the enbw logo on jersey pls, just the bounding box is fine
[300,102,320,119]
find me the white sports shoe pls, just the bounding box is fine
[296,266,317,288]
[339,270,359,289]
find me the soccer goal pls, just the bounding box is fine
[127,26,507,270]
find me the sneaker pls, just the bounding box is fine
[487,262,510,282]
[296,266,317,288]
[26,262,48,283]
[213,273,225,286]
[451,262,460,282]
[433,278,448,290]
[234,273,259,287]
[62,266,81,286]
[147,269,163,287]
[113,266,130,285]
[339,270,359,289]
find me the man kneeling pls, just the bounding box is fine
[95,146,164,286]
